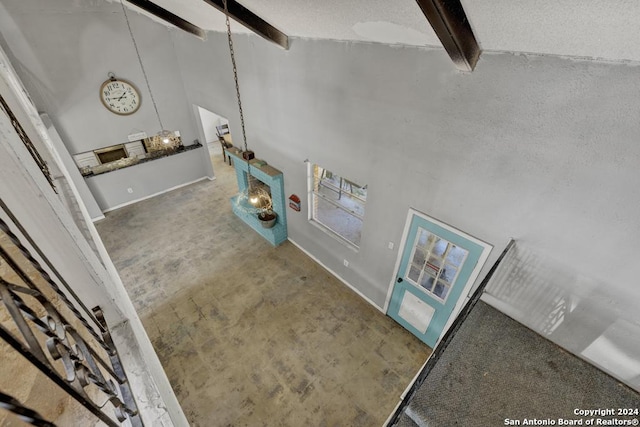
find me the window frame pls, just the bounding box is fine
[307,162,366,250]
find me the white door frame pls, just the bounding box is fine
[383,208,492,344]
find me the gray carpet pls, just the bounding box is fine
[398,301,640,426]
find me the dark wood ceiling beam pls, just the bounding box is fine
[125,0,206,39]
[415,0,480,71]
[201,0,289,50]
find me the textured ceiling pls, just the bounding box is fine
[462,0,640,62]
[58,0,640,63]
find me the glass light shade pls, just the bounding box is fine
[247,186,258,204]
[158,129,174,144]
[235,186,272,214]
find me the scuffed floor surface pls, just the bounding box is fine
[95,150,430,426]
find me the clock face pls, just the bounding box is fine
[100,79,141,115]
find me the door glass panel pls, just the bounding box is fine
[419,274,435,292]
[408,265,421,283]
[404,227,467,303]
[417,229,429,248]
[441,266,457,284]
[426,255,442,271]
[433,281,450,299]
[446,245,467,267]
[412,248,427,266]
[433,238,448,257]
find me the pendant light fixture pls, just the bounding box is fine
[223,0,271,212]
[120,0,174,144]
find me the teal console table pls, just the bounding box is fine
[226,148,287,246]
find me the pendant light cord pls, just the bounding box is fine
[223,0,253,191]
[120,0,164,131]
[224,0,249,156]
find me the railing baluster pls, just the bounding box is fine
[0,93,56,192]
[0,391,56,427]
[0,221,109,351]
[0,199,105,332]
[0,207,143,425]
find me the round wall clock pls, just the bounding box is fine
[99,74,141,115]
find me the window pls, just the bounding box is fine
[310,164,367,247]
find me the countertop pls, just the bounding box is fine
[82,143,203,177]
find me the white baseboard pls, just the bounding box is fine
[102,177,210,213]
[287,237,385,314]
[91,214,106,222]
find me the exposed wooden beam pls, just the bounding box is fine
[125,0,206,39]
[415,0,480,71]
[201,0,289,50]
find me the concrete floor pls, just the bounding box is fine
[95,151,430,426]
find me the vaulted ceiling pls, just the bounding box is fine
[135,0,640,64]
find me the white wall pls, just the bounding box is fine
[0,0,199,154]
[0,0,214,215]
[173,31,640,307]
[198,106,228,143]
[85,147,209,211]
[39,113,104,221]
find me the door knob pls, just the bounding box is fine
[397,277,403,283]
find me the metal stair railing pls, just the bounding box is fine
[0,208,143,427]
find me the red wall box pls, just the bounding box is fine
[289,194,301,211]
